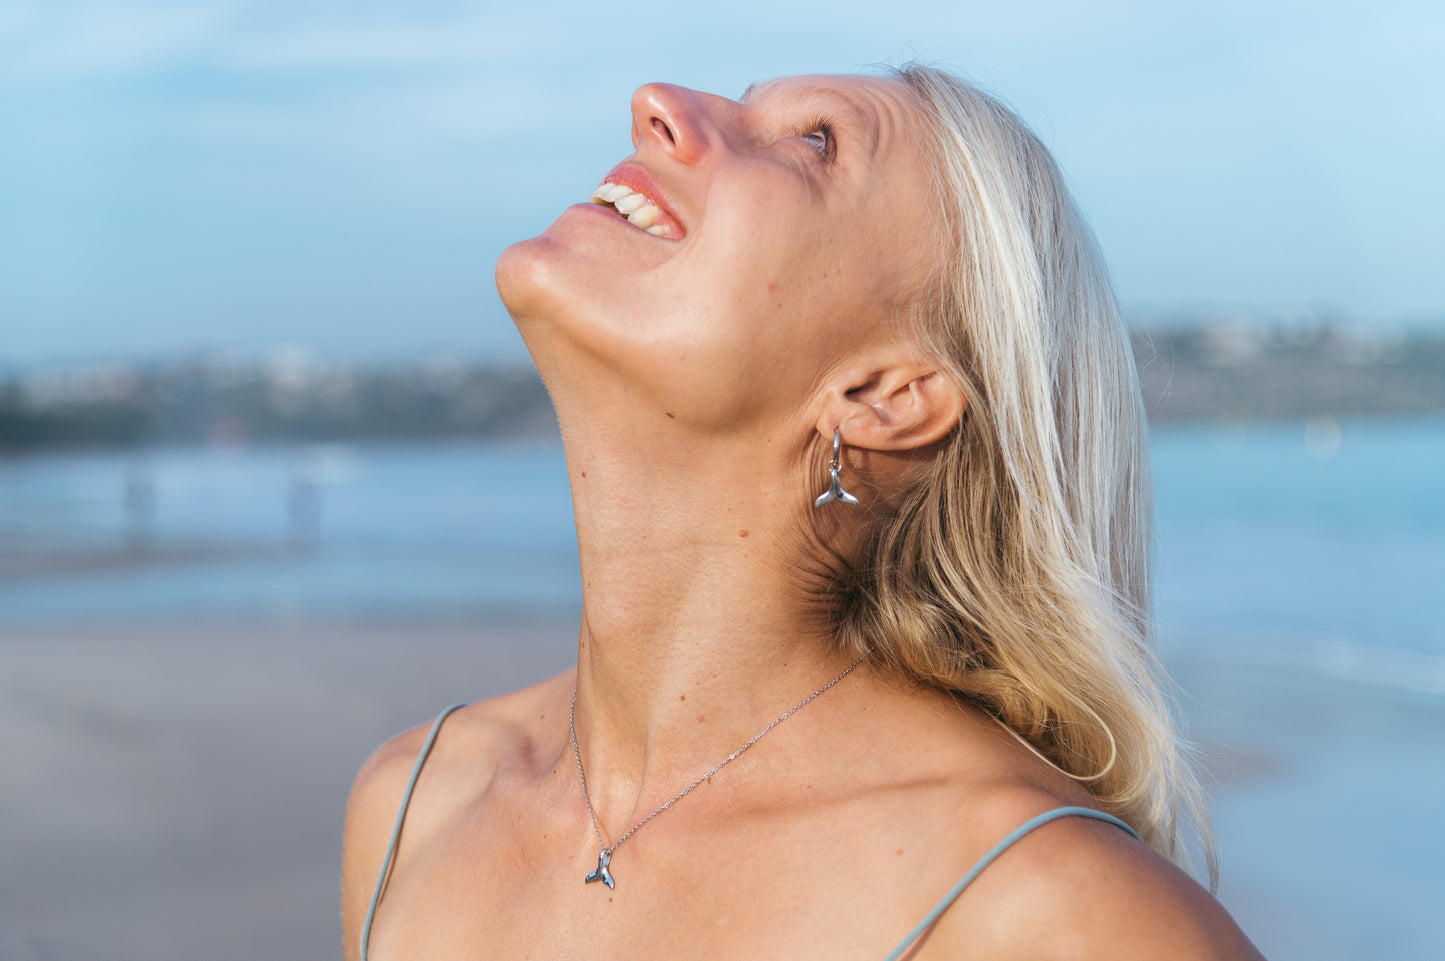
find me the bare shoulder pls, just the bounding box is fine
[923,784,1264,961]
[339,670,574,961]
[866,699,1263,960]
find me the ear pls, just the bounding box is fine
[816,352,966,452]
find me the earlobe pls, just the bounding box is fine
[817,358,965,453]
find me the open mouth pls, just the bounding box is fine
[589,181,668,237]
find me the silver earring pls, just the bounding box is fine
[813,429,861,508]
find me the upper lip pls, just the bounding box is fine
[599,162,686,239]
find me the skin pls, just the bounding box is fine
[341,75,1266,960]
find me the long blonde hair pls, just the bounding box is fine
[827,65,1213,884]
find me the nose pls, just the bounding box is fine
[631,83,712,165]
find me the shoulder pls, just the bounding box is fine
[346,669,574,820]
[922,787,1264,961]
[339,672,574,960]
[861,698,1263,960]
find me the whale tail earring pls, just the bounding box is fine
[813,429,861,509]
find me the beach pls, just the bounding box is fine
[2,423,1442,959]
[3,616,1442,961]
[1169,644,1445,960]
[0,618,577,961]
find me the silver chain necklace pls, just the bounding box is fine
[568,649,871,890]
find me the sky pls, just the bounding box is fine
[1,0,1442,366]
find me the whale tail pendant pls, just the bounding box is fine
[584,848,615,890]
[813,466,860,508]
[813,430,860,509]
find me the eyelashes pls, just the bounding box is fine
[799,118,836,162]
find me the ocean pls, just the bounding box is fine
[2,417,1441,670]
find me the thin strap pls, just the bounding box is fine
[881,806,1140,961]
[360,702,469,961]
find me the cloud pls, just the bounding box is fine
[183,76,553,155]
[0,1,538,81]
[2,1,237,80]
[218,16,533,74]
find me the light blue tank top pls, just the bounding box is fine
[360,702,1139,960]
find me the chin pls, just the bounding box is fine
[493,229,611,398]
[494,232,559,330]
[493,212,701,421]
[495,205,617,336]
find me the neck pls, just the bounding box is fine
[558,409,861,835]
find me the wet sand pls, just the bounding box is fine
[1169,645,1445,961]
[0,618,577,961]
[2,620,1440,960]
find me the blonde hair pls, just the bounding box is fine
[826,65,1214,885]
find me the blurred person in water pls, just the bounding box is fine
[342,65,1264,960]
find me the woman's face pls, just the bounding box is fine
[496,74,937,434]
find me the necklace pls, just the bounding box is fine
[568,649,871,890]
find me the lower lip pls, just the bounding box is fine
[576,202,648,231]
[573,201,678,240]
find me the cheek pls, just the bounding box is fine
[691,204,888,384]
[598,272,839,433]
[501,180,888,431]
[751,235,886,360]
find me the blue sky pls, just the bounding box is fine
[2,0,1441,365]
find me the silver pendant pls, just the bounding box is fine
[813,466,860,507]
[584,848,615,889]
[813,429,860,508]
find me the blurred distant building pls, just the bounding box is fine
[2,319,1443,454]
[1132,317,1445,421]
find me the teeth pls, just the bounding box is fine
[588,180,671,237]
[614,193,647,215]
[600,183,632,203]
[625,204,658,228]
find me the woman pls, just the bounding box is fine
[342,66,1264,959]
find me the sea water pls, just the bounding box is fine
[2,417,1439,666]
[1152,416,1445,687]
[0,440,582,623]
